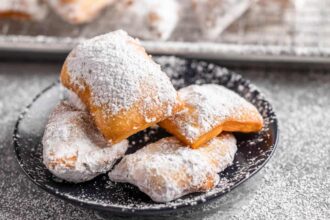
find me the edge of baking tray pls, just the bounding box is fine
[1,35,330,64]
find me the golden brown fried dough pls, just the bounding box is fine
[159,84,263,149]
[61,30,183,144]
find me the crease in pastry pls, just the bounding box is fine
[109,133,237,203]
[112,0,179,40]
[47,0,115,24]
[42,101,129,183]
[61,30,183,144]
[159,84,263,149]
[61,86,87,111]
[0,0,48,20]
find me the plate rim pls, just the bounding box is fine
[13,68,279,215]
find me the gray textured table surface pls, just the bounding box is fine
[0,61,329,220]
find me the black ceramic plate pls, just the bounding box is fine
[13,57,278,215]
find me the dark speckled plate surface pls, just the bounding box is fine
[13,57,278,215]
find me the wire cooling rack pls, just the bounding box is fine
[0,0,329,63]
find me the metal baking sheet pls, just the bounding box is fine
[1,0,330,63]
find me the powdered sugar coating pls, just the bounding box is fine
[113,0,179,40]
[109,133,237,202]
[10,57,279,213]
[168,84,261,142]
[42,101,129,183]
[0,0,48,20]
[66,30,179,118]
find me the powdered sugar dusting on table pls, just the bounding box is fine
[66,30,178,117]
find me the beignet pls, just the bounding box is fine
[42,101,129,183]
[0,0,47,20]
[61,30,182,144]
[112,0,179,40]
[109,133,237,202]
[47,0,115,24]
[192,0,251,39]
[159,84,263,148]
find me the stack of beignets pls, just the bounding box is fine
[43,30,263,202]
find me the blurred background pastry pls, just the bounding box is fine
[110,0,179,40]
[47,0,115,24]
[192,0,252,39]
[0,0,48,21]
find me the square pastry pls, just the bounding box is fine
[109,133,237,202]
[61,30,183,144]
[159,84,263,148]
